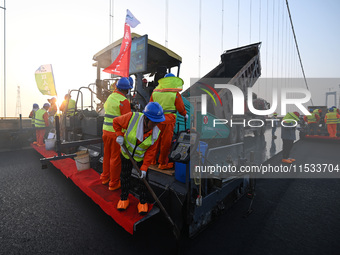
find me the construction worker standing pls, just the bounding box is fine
[29,103,39,127]
[324,108,340,138]
[100,77,132,191]
[303,108,320,135]
[331,106,340,135]
[47,97,58,124]
[34,103,50,146]
[60,94,76,116]
[281,112,300,164]
[271,112,279,139]
[113,102,165,214]
[150,73,188,170]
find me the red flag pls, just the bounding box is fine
[103,23,131,77]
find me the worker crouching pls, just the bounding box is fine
[113,102,165,214]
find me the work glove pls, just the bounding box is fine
[185,114,189,121]
[139,170,146,179]
[116,136,124,146]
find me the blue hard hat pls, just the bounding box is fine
[164,73,175,78]
[309,108,313,113]
[128,77,134,87]
[116,77,133,90]
[43,103,50,108]
[33,103,39,109]
[143,102,165,123]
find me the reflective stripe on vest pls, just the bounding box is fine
[282,112,299,124]
[306,113,316,123]
[334,108,340,123]
[326,112,338,124]
[103,92,127,132]
[66,99,76,116]
[122,112,160,162]
[31,111,36,126]
[152,91,177,115]
[35,108,47,128]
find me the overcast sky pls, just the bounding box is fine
[0,0,340,117]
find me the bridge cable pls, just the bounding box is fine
[285,0,313,105]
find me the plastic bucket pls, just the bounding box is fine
[75,151,90,171]
[45,138,56,151]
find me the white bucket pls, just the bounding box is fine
[75,151,90,171]
[45,138,56,151]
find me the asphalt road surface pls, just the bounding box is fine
[1,136,340,255]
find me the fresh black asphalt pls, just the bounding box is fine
[1,139,340,255]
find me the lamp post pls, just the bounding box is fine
[0,0,5,117]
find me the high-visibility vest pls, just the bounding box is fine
[334,108,340,123]
[103,92,127,132]
[122,112,160,162]
[326,112,338,124]
[282,112,299,124]
[31,111,36,126]
[306,113,317,123]
[66,99,76,116]
[35,108,47,128]
[152,91,177,116]
[313,109,320,115]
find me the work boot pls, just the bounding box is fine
[100,175,109,185]
[288,158,296,162]
[282,159,292,164]
[109,180,121,191]
[33,141,38,145]
[158,162,174,170]
[101,179,109,185]
[37,143,45,147]
[117,199,129,211]
[137,202,148,215]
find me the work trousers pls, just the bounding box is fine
[282,139,294,159]
[36,129,46,145]
[154,122,175,166]
[271,126,277,136]
[327,124,337,138]
[120,156,147,204]
[101,131,121,187]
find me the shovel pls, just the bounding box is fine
[121,143,181,239]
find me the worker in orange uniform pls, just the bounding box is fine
[34,103,50,146]
[60,94,76,116]
[100,77,132,191]
[29,103,39,143]
[29,103,39,128]
[150,73,188,170]
[303,108,320,135]
[114,102,165,214]
[324,108,340,138]
[331,106,340,135]
[47,97,58,124]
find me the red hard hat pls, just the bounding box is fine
[293,111,300,117]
